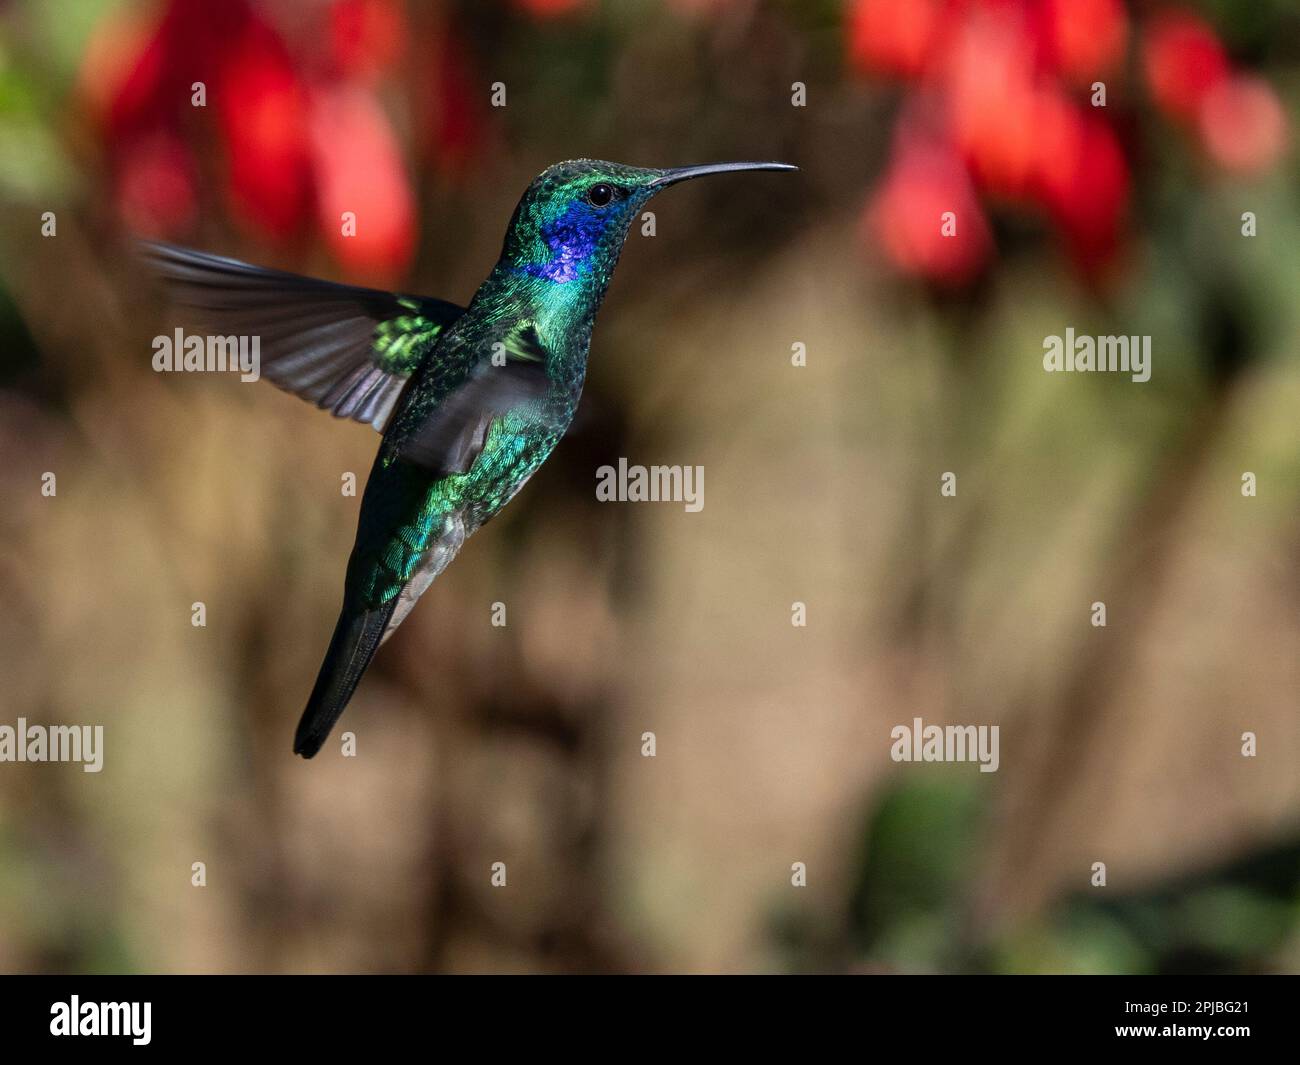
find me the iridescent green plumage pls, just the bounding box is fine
[147,158,795,757]
[371,299,447,375]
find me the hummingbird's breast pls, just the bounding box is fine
[346,270,603,609]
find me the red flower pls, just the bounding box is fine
[1044,0,1127,86]
[217,23,315,239]
[329,0,406,83]
[868,125,993,286]
[1037,110,1130,276]
[1199,74,1289,175]
[85,0,316,240]
[310,86,416,285]
[1142,10,1230,124]
[847,0,945,80]
[944,11,1040,198]
[82,0,435,279]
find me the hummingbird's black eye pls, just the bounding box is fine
[586,182,615,208]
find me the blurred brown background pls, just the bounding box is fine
[0,0,1298,973]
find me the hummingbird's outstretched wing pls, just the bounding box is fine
[141,242,465,431]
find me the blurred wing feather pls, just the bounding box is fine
[141,241,465,431]
[399,358,555,476]
[394,324,556,475]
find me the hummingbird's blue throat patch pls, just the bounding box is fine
[521,203,605,284]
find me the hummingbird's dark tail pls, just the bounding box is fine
[293,602,396,758]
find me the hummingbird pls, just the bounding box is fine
[146,158,795,757]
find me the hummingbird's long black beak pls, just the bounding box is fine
[651,161,798,188]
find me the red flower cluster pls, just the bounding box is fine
[1142,10,1287,175]
[850,0,1288,285]
[82,0,478,286]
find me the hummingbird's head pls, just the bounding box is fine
[499,158,796,288]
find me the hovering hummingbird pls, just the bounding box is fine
[147,158,795,757]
